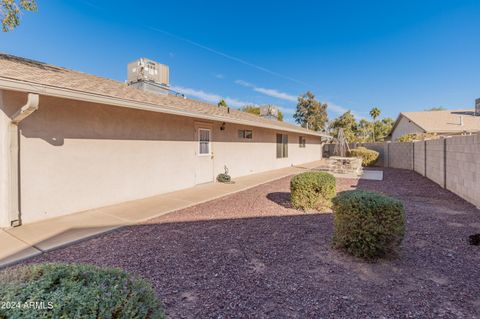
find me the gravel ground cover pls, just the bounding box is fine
[20,168,480,318]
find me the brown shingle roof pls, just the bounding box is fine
[398,109,480,134]
[0,54,328,137]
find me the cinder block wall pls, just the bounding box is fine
[387,142,413,170]
[382,135,479,208]
[425,139,445,187]
[445,135,480,207]
[322,136,479,208]
[413,141,425,176]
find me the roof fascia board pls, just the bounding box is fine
[399,113,427,132]
[0,77,330,138]
[389,113,426,137]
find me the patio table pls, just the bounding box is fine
[328,156,363,175]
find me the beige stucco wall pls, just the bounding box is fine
[391,116,424,141]
[0,90,323,225]
[0,90,11,227]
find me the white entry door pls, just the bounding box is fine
[195,127,214,184]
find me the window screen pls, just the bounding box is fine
[238,130,253,139]
[299,136,306,148]
[276,133,288,158]
[199,129,210,155]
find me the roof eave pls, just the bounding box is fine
[0,77,331,138]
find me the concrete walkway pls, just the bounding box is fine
[1,160,331,268]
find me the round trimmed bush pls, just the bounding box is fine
[332,190,405,260]
[349,147,379,167]
[290,172,336,210]
[0,263,164,319]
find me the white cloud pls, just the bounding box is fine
[254,87,297,102]
[234,79,356,117]
[276,106,295,115]
[214,73,224,79]
[326,102,365,119]
[326,102,348,115]
[234,80,253,87]
[171,83,355,119]
[235,80,297,102]
[170,85,254,108]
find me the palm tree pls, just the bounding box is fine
[369,107,381,142]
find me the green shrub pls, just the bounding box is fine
[349,147,379,167]
[290,172,336,210]
[0,263,164,319]
[332,190,405,260]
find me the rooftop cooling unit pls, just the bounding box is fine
[127,58,169,87]
[259,105,279,120]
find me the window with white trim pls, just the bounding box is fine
[198,128,211,155]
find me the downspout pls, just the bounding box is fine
[9,93,39,227]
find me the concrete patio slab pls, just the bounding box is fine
[5,210,125,252]
[0,160,328,268]
[100,197,193,222]
[361,170,384,181]
[0,230,41,268]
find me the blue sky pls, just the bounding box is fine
[1,0,480,123]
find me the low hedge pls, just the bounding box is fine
[349,147,379,167]
[0,263,164,319]
[290,172,336,210]
[332,190,405,260]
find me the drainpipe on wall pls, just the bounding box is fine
[9,93,39,227]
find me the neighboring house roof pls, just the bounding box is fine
[0,54,329,138]
[390,109,480,137]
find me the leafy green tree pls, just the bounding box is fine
[277,110,284,122]
[424,107,445,111]
[240,104,283,121]
[240,105,260,115]
[293,91,328,131]
[374,117,394,141]
[369,107,381,142]
[369,107,381,121]
[396,132,437,142]
[329,110,358,142]
[217,99,228,107]
[1,0,37,32]
[356,119,373,142]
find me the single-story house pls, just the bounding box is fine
[388,108,480,141]
[0,54,329,227]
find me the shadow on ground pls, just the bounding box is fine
[266,191,292,209]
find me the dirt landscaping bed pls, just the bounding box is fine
[20,168,480,318]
